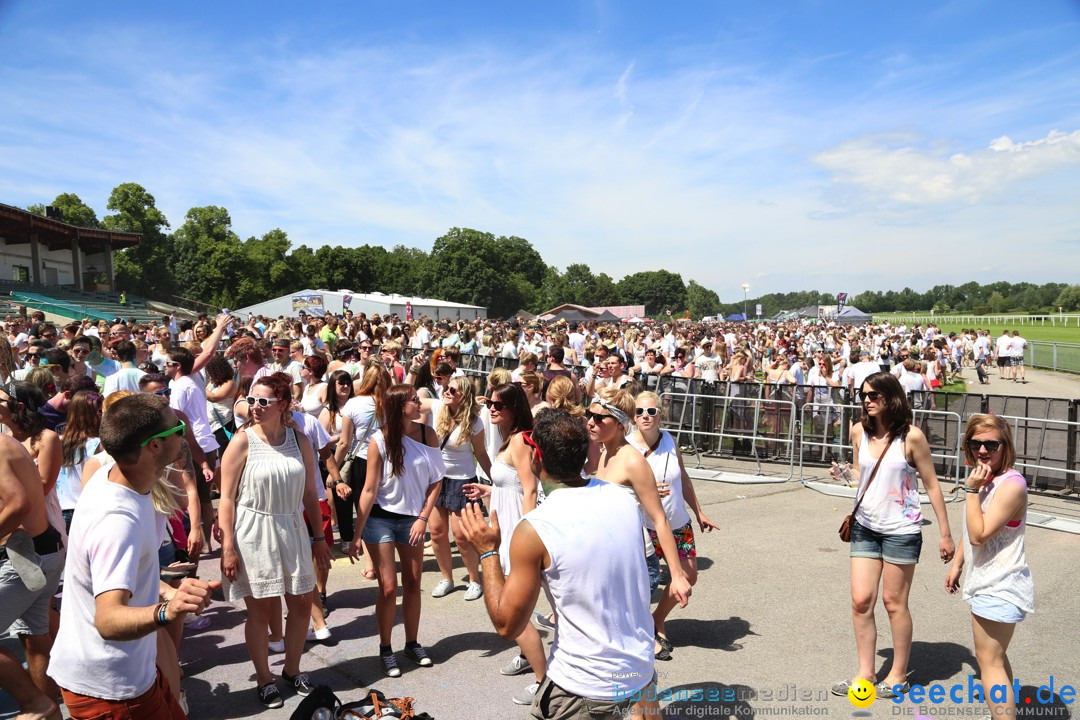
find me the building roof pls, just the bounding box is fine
[0,203,141,252]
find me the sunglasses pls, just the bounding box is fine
[153,388,172,397]
[71,348,89,355]
[445,386,462,396]
[485,400,507,412]
[858,390,883,403]
[966,439,1002,453]
[585,410,615,423]
[246,396,281,407]
[635,407,660,417]
[405,396,421,405]
[140,419,186,446]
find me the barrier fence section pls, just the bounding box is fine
[1027,341,1080,374]
[449,352,1078,498]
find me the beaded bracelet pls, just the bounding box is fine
[479,551,499,561]
[155,601,171,626]
[417,516,429,523]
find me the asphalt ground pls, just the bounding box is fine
[80,471,1080,718]
[4,470,1078,720]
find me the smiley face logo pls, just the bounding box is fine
[848,678,876,708]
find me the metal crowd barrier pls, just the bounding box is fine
[658,389,797,483]
[997,414,1080,494]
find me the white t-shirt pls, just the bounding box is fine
[49,463,166,700]
[169,375,219,454]
[341,395,379,460]
[88,357,120,378]
[56,438,101,511]
[291,411,330,502]
[1010,336,1026,358]
[429,400,484,478]
[270,360,303,385]
[103,367,146,397]
[996,335,1012,357]
[372,430,445,516]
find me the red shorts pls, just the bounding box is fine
[61,669,186,720]
[303,499,334,546]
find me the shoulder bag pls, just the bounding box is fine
[838,433,892,542]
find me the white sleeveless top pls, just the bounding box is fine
[524,479,654,699]
[854,431,921,535]
[626,431,691,529]
[963,469,1034,613]
[300,382,326,418]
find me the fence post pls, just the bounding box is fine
[1068,400,1078,485]
[980,394,990,414]
[1053,343,1058,371]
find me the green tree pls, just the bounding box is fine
[686,280,721,319]
[28,193,101,228]
[233,229,292,307]
[171,206,244,307]
[102,183,174,297]
[423,228,506,314]
[376,245,428,297]
[1054,285,1080,312]
[617,270,687,316]
[592,273,622,307]
[495,236,546,288]
[987,291,1007,313]
[562,263,597,306]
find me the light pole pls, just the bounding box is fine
[741,283,749,321]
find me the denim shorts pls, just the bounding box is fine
[362,513,417,545]
[849,519,922,565]
[970,594,1027,624]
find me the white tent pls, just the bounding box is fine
[235,290,486,321]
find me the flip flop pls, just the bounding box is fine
[361,568,377,580]
[4,530,46,592]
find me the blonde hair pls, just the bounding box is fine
[595,386,635,419]
[435,376,481,447]
[962,414,1017,472]
[519,370,542,396]
[487,366,511,395]
[636,390,661,406]
[545,376,583,416]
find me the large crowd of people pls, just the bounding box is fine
[0,307,1036,719]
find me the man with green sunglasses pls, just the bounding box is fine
[49,394,220,719]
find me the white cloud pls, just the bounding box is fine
[814,129,1080,206]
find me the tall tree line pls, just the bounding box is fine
[26,184,1080,318]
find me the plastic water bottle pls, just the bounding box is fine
[312,708,333,720]
[835,462,857,487]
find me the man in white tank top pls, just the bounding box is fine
[460,409,658,719]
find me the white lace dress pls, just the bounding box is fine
[224,427,316,601]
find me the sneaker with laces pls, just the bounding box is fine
[532,611,556,631]
[404,642,434,667]
[380,650,402,678]
[307,625,332,642]
[464,581,483,601]
[513,682,540,706]
[500,654,532,676]
[282,671,315,696]
[257,682,283,708]
[431,579,454,598]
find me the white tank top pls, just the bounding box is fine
[626,431,691,529]
[524,479,654,699]
[963,470,1034,613]
[854,431,921,535]
[300,382,326,418]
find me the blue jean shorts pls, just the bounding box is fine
[362,513,417,545]
[849,519,922,565]
[970,594,1027,624]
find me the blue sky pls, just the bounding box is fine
[2,1,1078,302]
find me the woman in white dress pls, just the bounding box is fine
[946,415,1034,720]
[463,384,547,706]
[219,373,331,708]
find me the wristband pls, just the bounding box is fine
[962,487,980,494]
[479,551,499,561]
[417,516,429,524]
[155,601,172,626]
[312,536,326,543]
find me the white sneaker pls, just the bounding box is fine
[431,579,454,598]
[464,582,483,601]
[268,639,285,653]
[513,682,540,705]
[306,625,332,642]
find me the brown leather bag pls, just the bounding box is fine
[839,433,892,542]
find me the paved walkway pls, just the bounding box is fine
[8,474,1074,720]
[954,366,1080,400]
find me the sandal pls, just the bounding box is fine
[655,633,673,653]
[655,646,672,661]
[361,568,377,580]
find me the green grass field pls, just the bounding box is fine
[875,314,1080,344]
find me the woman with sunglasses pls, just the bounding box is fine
[337,364,387,577]
[218,373,331,707]
[346,385,444,678]
[427,376,493,602]
[830,371,954,701]
[628,391,718,660]
[945,415,1033,720]
[462,384,547,705]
